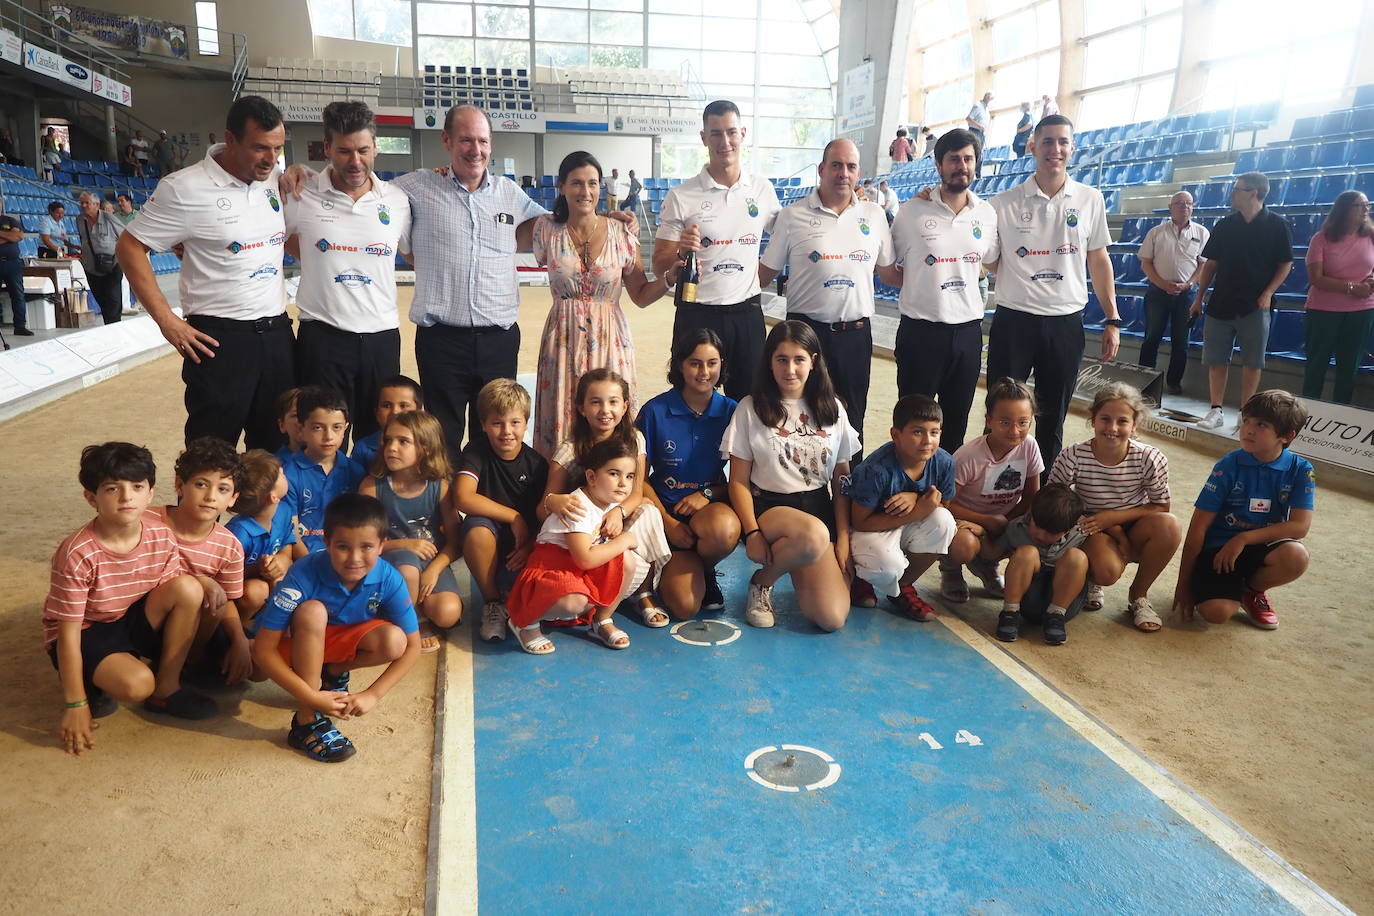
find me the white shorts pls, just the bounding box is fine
[851,506,958,598]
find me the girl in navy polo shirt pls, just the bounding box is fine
[637,329,741,619]
[720,320,861,631]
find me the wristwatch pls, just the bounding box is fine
[701,487,714,501]
[1104,318,1123,328]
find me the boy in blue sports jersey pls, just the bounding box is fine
[1173,390,1315,630]
[349,374,423,471]
[252,493,420,762]
[283,386,366,556]
[226,449,296,626]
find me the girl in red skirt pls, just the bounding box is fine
[507,438,646,654]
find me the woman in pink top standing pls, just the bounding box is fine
[1303,190,1374,404]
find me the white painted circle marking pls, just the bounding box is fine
[744,744,841,792]
[670,618,741,647]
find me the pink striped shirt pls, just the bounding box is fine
[1047,439,1171,512]
[43,517,187,647]
[153,508,245,601]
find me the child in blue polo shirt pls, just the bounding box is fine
[252,493,420,762]
[1173,390,1315,630]
[637,328,741,619]
[350,374,423,471]
[848,395,961,621]
[226,449,295,627]
[283,386,366,556]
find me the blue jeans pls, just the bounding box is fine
[0,258,25,330]
[1139,285,1192,386]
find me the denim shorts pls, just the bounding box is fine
[1202,309,1269,369]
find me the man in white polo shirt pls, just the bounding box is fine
[284,101,412,445]
[890,128,999,452]
[1138,190,1208,396]
[985,113,1121,474]
[117,96,292,449]
[653,100,782,402]
[758,137,897,449]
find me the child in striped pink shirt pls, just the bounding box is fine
[1047,383,1182,632]
[151,438,249,687]
[44,442,215,757]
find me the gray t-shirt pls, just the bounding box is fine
[995,514,1085,566]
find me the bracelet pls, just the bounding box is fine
[743,528,762,541]
[64,698,88,709]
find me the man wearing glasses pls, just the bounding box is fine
[1189,172,1293,430]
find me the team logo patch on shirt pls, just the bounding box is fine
[923,218,939,231]
[809,250,822,263]
[858,220,871,235]
[367,593,381,611]
[1031,269,1064,283]
[265,189,281,212]
[747,199,759,217]
[249,264,279,279]
[274,587,302,611]
[924,254,939,266]
[823,277,856,290]
[700,236,714,248]
[712,262,744,273]
[334,272,373,288]
[1066,208,1079,227]
[1015,246,1030,258]
[216,197,232,211]
[315,238,331,253]
[225,240,264,254]
[972,225,983,239]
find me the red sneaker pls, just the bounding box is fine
[851,578,878,608]
[893,584,937,622]
[1242,589,1279,629]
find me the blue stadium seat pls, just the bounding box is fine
[1195,129,1223,152]
[1155,134,1181,158]
[1283,259,1309,295]
[1266,309,1306,358]
[1281,177,1316,206]
[1350,138,1374,166]
[1288,144,1319,171]
[1356,84,1374,108]
[1084,292,1105,329]
[1350,106,1374,135]
[1124,162,1147,185]
[1175,132,1200,155]
[1231,149,1261,175]
[1103,189,1120,213]
[1118,295,1145,334]
[1318,109,1352,136]
[1316,140,1352,169]
[1314,173,1353,206]
[1266,177,1289,204]
[1121,140,1142,159]
[1290,116,1321,141]
[1257,147,1289,172]
[1358,172,1374,199]
[1198,180,1231,209]
[1145,160,1173,184]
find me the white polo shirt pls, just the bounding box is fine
[1138,218,1209,287]
[761,190,893,323]
[988,175,1112,317]
[284,168,412,334]
[656,166,781,305]
[127,144,285,320]
[891,191,999,324]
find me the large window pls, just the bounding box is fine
[308,0,413,46]
[912,0,973,134]
[195,2,219,56]
[1076,8,1181,130]
[985,0,1060,148]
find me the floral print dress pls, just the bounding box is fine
[532,215,640,457]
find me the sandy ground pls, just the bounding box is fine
[1,286,1371,914]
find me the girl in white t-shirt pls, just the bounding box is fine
[721,320,861,631]
[507,439,647,654]
[948,378,1043,600]
[540,368,672,627]
[1046,382,1181,632]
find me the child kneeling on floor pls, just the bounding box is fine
[987,483,1090,646]
[45,442,215,756]
[252,493,421,762]
[1172,390,1314,631]
[848,395,961,622]
[507,438,648,654]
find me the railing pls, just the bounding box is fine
[0,0,132,84]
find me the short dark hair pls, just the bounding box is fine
[322,100,375,142]
[443,104,491,135]
[225,95,283,139]
[295,385,350,423]
[1032,113,1074,140]
[174,436,243,491]
[893,394,942,429]
[79,442,156,492]
[116,192,132,204]
[47,200,65,215]
[377,375,424,409]
[1242,389,1309,439]
[232,449,281,516]
[1236,170,1270,202]
[702,100,741,127]
[275,386,303,422]
[667,327,726,390]
[896,128,907,137]
[934,128,981,168]
[581,436,638,477]
[984,376,1037,415]
[1030,483,1084,535]
[323,492,387,538]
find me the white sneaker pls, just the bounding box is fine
[1084,583,1105,612]
[1196,407,1224,430]
[479,600,508,642]
[745,580,775,628]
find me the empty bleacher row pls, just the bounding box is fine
[420,64,534,113]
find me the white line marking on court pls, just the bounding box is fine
[745,744,842,792]
[935,613,1354,915]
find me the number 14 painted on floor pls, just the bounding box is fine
[917,731,982,749]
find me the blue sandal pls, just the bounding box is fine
[320,665,350,693]
[287,712,356,763]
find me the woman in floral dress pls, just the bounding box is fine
[532,150,675,457]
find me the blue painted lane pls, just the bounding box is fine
[470,551,1297,914]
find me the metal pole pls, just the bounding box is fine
[104,104,117,161]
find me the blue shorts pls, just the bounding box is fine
[1202,309,1269,369]
[458,515,520,592]
[385,548,460,595]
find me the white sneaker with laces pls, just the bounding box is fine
[745,580,775,628]
[479,600,508,642]
[1196,406,1224,429]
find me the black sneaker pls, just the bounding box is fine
[13,327,34,336]
[143,687,217,720]
[320,665,350,693]
[996,610,1022,642]
[701,567,725,612]
[89,688,119,718]
[1043,612,1067,646]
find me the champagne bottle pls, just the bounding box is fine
[675,250,699,306]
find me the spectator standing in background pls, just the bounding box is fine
[76,191,126,325]
[1138,191,1209,396]
[207,132,217,147]
[1041,94,1059,118]
[921,127,938,159]
[1301,190,1374,404]
[879,179,899,225]
[889,128,914,166]
[1013,102,1033,157]
[624,169,642,211]
[115,193,138,225]
[605,168,626,211]
[0,194,31,335]
[966,92,992,177]
[41,127,62,181]
[155,130,179,175]
[39,200,75,258]
[130,130,152,174]
[0,128,21,165]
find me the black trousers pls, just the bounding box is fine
[789,313,872,452]
[87,269,124,325]
[183,314,295,450]
[895,315,984,452]
[415,322,520,459]
[296,320,402,443]
[672,297,765,403]
[0,258,25,329]
[1139,285,1191,387]
[985,306,1085,476]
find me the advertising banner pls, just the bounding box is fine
[51,3,189,59]
[1293,398,1374,475]
[0,27,21,66]
[612,114,698,136]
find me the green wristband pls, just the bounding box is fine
[64,698,88,709]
